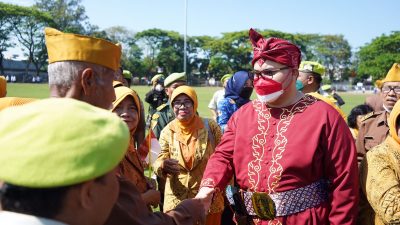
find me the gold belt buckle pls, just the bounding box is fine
[251,192,276,220]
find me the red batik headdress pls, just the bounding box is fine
[249,28,301,68]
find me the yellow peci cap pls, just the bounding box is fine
[377,63,400,88]
[0,98,129,188]
[45,27,121,71]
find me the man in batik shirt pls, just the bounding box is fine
[196,28,358,225]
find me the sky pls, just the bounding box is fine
[2,0,399,58]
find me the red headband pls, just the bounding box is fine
[249,28,301,68]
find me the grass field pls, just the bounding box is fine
[7,83,369,118]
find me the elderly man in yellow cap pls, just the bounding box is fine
[45,27,120,109]
[297,61,347,120]
[0,98,130,225]
[0,75,6,97]
[45,29,204,225]
[208,74,232,121]
[356,63,400,165]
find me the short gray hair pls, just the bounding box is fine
[48,61,113,87]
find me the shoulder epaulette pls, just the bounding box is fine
[361,111,381,121]
[152,113,160,120]
[156,103,167,111]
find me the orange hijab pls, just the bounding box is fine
[170,86,203,142]
[112,86,141,134]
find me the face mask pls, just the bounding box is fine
[155,84,163,92]
[253,76,283,103]
[239,87,253,99]
[296,80,304,91]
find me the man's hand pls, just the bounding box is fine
[195,187,215,213]
[142,189,161,207]
[161,159,180,175]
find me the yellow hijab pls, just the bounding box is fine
[170,86,203,142]
[112,86,141,131]
[388,100,400,144]
[0,76,6,97]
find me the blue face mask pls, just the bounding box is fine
[296,80,304,91]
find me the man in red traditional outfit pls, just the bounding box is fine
[195,29,358,225]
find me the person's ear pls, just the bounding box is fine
[307,75,314,85]
[78,180,95,210]
[81,68,96,95]
[165,87,170,95]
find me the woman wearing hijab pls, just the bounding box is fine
[360,100,400,225]
[154,86,224,225]
[111,85,160,208]
[217,71,253,133]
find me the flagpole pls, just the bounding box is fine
[184,0,188,82]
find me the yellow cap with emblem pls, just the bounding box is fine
[45,27,121,71]
[376,63,400,88]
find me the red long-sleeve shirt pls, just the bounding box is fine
[201,95,359,225]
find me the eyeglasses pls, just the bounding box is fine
[382,86,400,94]
[251,67,289,79]
[172,100,193,109]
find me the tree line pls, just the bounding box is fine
[0,0,399,84]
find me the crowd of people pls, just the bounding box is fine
[0,26,399,225]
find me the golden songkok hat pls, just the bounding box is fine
[164,72,186,87]
[0,75,6,97]
[0,98,129,188]
[376,63,400,88]
[45,27,122,71]
[0,97,36,111]
[112,86,141,121]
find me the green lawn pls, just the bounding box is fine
[7,83,368,117]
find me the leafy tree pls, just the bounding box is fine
[312,35,351,81]
[34,0,89,34]
[357,31,400,82]
[11,8,54,78]
[135,29,185,76]
[0,2,32,73]
[1,3,55,78]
